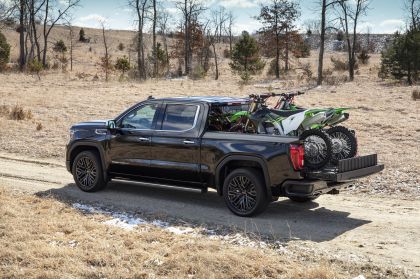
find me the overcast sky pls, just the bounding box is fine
[69,0,407,34]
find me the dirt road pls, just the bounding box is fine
[0,153,419,275]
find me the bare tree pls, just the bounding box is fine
[129,0,150,80]
[19,0,25,70]
[175,0,206,75]
[405,0,420,29]
[152,0,157,77]
[317,0,339,85]
[226,11,235,55]
[100,21,110,81]
[0,0,16,26]
[208,9,226,80]
[157,7,170,73]
[41,0,80,67]
[336,0,370,81]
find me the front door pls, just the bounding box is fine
[149,103,202,186]
[108,103,160,177]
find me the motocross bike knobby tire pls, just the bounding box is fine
[299,129,333,170]
[326,126,358,164]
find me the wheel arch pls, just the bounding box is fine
[68,142,108,181]
[215,155,272,198]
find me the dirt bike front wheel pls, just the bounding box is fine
[326,126,358,164]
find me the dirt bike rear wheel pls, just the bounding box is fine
[300,129,333,170]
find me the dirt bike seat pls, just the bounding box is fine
[270,109,306,117]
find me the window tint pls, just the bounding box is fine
[121,104,157,129]
[161,104,198,131]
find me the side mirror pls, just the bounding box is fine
[107,120,116,129]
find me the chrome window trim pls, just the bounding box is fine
[120,104,201,133]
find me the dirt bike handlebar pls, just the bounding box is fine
[249,91,305,100]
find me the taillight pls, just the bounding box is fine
[290,144,304,170]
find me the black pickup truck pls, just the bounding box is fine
[66,96,384,216]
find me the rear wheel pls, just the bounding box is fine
[300,129,332,170]
[327,126,358,164]
[223,168,269,217]
[72,151,107,192]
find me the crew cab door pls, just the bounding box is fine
[149,103,203,186]
[108,102,162,177]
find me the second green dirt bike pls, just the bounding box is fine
[273,91,358,163]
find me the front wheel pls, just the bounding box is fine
[223,168,269,217]
[72,151,107,192]
[326,126,358,164]
[300,129,333,170]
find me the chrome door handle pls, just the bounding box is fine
[138,137,151,142]
[183,140,195,144]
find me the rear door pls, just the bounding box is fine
[149,103,203,186]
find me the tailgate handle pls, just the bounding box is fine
[138,137,151,142]
[183,140,195,144]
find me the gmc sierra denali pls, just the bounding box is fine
[66,96,384,216]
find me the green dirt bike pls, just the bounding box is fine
[273,91,358,163]
[229,93,334,170]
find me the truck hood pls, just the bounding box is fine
[71,120,110,130]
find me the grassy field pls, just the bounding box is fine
[2,187,410,279]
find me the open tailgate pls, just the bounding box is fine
[304,154,384,182]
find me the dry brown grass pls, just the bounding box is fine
[0,187,349,279]
[412,88,420,100]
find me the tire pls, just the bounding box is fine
[326,126,358,164]
[300,129,333,170]
[223,168,269,217]
[288,196,319,203]
[72,151,107,192]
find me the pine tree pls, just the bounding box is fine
[0,31,11,71]
[229,31,265,82]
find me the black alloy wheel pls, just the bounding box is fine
[72,151,107,192]
[223,168,269,217]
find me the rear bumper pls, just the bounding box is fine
[280,154,385,198]
[281,180,345,198]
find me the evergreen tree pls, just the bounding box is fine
[379,28,420,84]
[0,31,11,71]
[79,28,86,42]
[229,31,265,82]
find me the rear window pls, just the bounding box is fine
[161,104,198,131]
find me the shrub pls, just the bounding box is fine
[115,56,130,75]
[413,89,420,100]
[79,28,86,42]
[331,56,358,71]
[10,105,32,121]
[118,42,125,51]
[0,31,11,72]
[357,48,370,65]
[223,48,230,58]
[36,122,43,131]
[53,40,67,53]
[28,60,43,80]
[190,64,206,80]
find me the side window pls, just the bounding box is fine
[120,104,157,129]
[161,104,198,131]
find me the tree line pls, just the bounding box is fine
[1,0,419,85]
